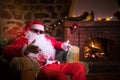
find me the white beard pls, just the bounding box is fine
[25,31,56,60]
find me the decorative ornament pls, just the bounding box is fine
[70,22,78,34]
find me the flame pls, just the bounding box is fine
[91,42,94,47]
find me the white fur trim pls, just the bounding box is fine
[31,24,44,31]
[21,44,27,56]
[32,34,56,59]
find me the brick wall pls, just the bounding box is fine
[64,20,120,61]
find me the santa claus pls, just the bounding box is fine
[3,20,86,80]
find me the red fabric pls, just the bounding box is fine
[45,35,63,50]
[3,36,28,57]
[3,35,63,60]
[38,62,86,80]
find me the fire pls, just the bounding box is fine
[84,40,105,59]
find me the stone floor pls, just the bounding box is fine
[86,61,120,80]
[87,73,120,80]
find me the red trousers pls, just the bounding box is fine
[38,62,86,80]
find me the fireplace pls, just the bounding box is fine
[64,20,120,80]
[83,38,114,60]
[64,21,120,61]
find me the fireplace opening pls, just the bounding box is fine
[83,38,113,60]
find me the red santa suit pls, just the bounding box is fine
[3,20,86,80]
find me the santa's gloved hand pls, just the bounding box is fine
[61,40,71,51]
[24,40,41,55]
[25,45,41,54]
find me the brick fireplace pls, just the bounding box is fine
[64,20,120,61]
[64,20,120,80]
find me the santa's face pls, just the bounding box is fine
[25,28,44,44]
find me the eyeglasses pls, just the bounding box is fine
[30,28,44,34]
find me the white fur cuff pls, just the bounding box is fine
[21,44,27,56]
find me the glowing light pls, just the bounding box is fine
[106,17,111,21]
[54,24,56,26]
[87,15,92,21]
[65,16,68,18]
[92,54,95,58]
[101,52,105,55]
[98,17,102,21]
[61,20,64,22]
[91,42,94,47]
[58,22,61,24]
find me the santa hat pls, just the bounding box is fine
[24,20,44,32]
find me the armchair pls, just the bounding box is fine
[0,42,89,80]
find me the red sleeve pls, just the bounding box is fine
[3,36,28,57]
[45,35,63,50]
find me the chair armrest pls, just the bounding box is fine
[55,45,80,63]
[66,45,80,62]
[79,61,89,75]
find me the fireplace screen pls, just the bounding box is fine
[83,38,113,60]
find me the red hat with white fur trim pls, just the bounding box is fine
[24,20,44,32]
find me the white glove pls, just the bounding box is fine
[61,40,71,51]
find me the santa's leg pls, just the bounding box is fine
[60,62,86,80]
[37,64,68,80]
